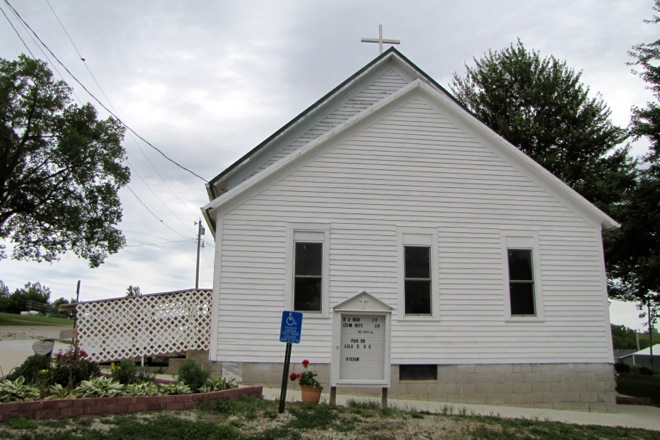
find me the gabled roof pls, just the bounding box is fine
[203,49,619,234]
[333,291,393,313]
[631,344,660,356]
[206,48,459,200]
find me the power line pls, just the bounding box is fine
[125,239,192,248]
[44,0,201,225]
[0,3,34,57]
[125,185,192,240]
[4,0,208,183]
[2,1,84,104]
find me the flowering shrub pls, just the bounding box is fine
[51,348,100,388]
[289,359,321,388]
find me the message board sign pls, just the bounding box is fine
[339,314,386,381]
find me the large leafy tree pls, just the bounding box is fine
[0,55,130,267]
[450,40,636,215]
[607,1,660,345]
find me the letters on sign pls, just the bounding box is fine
[339,314,386,381]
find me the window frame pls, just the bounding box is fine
[502,234,544,321]
[286,225,330,317]
[398,229,438,319]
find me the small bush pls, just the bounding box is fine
[177,360,209,392]
[75,376,124,398]
[199,376,237,392]
[111,360,138,384]
[0,376,40,402]
[614,362,631,374]
[126,381,160,396]
[159,382,192,395]
[6,354,50,383]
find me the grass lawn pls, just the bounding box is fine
[617,372,660,406]
[0,312,73,327]
[0,397,658,440]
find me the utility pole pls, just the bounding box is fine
[195,219,205,289]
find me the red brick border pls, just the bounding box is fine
[0,386,262,422]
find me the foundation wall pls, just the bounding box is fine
[224,362,616,412]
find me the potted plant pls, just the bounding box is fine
[289,359,323,404]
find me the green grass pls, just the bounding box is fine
[0,397,657,440]
[0,312,73,327]
[617,372,660,405]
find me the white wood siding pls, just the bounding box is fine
[213,93,611,365]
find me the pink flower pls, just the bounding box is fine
[302,359,310,368]
[79,350,88,357]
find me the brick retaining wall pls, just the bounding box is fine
[0,386,262,422]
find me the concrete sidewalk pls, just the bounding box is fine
[263,387,660,432]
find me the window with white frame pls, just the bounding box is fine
[504,235,542,319]
[399,231,436,317]
[290,229,328,313]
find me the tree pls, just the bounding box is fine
[0,280,8,296]
[611,324,640,350]
[0,55,130,268]
[51,296,73,318]
[606,3,660,367]
[0,281,51,314]
[451,40,636,215]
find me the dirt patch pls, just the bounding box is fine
[0,325,70,341]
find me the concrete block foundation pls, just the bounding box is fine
[214,361,616,412]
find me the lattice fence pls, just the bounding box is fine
[76,289,212,363]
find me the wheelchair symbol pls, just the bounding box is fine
[286,313,297,326]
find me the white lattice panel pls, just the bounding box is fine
[76,289,212,363]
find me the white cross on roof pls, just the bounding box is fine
[361,24,400,54]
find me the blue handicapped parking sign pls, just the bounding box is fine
[280,311,303,343]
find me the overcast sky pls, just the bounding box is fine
[0,0,655,331]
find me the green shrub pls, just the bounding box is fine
[126,381,160,396]
[45,383,74,399]
[75,376,124,398]
[159,382,192,395]
[111,360,139,384]
[6,354,51,383]
[177,360,209,392]
[199,376,237,392]
[0,376,40,402]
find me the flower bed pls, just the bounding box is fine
[0,385,262,422]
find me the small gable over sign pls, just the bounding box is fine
[333,291,393,313]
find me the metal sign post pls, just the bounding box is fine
[278,311,303,413]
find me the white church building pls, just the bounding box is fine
[202,49,617,411]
